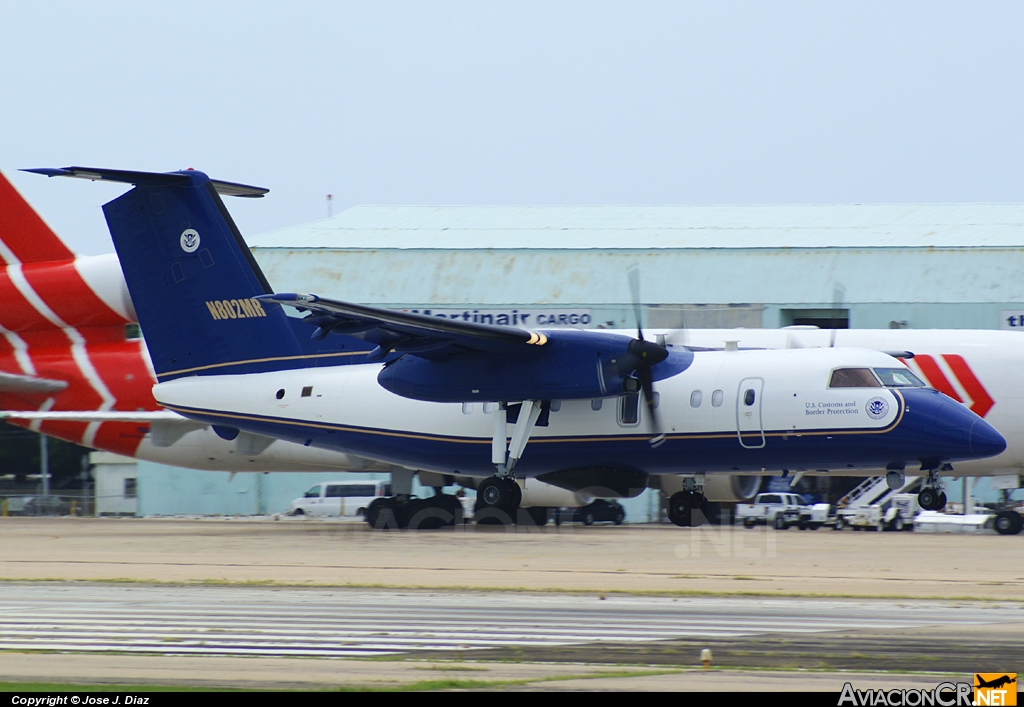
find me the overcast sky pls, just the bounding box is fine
[2,1,1022,255]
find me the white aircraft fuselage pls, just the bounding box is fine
[676,328,1024,477]
[154,345,1001,480]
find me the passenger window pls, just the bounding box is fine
[304,485,321,499]
[462,402,474,414]
[618,393,640,426]
[482,402,496,414]
[550,400,561,412]
[743,389,756,406]
[690,390,702,408]
[325,485,344,498]
[829,368,882,388]
[592,399,603,411]
[712,389,724,407]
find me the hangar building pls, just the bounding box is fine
[248,204,1024,333]
[128,204,1024,518]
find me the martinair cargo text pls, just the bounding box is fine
[17,167,1005,530]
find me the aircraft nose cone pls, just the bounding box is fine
[969,418,1006,459]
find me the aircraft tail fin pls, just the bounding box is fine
[26,167,305,380]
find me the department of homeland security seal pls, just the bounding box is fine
[180,229,200,253]
[866,397,889,420]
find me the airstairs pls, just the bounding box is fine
[837,475,922,509]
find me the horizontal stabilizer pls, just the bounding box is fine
[0,371,69,394]
[1,409,184,422]
[22,167,269,198]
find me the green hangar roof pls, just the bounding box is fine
[249,204,1024,250]
[247,205,1024,322]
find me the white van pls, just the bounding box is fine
[287,480,391,518]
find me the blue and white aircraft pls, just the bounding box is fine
[27,167,1006,529]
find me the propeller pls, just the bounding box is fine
[626,267,669,446]
[830,282,846,347]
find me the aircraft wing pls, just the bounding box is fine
[0,371,69,394]
[260,293,549,360]
[0,410,185,422]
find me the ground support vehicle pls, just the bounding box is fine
[736,493,828,530]
[989,476,1024,535]
[843,493,918,532]
[993,505,1023,535]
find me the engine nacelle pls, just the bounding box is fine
[653,474,762,503]
[376,330,693,403]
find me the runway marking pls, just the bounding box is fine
[1,585,1020,659]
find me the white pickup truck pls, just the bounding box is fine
[735,492,831,530]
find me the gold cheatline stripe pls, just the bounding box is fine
[164,389,904,445]
[157,350,364,378]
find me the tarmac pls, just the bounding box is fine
[0,516,1019,599]
[0,516,1020,691]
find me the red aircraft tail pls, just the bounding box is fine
[0,172,74,265]
[0,170,154,455]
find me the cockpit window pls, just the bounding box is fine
[828,368,882,388]
[873,367,926,387]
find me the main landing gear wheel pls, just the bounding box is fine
[667,491,693,527]
[474,477,520,525]
[365,497,399,530]
[365,495,463,530]
[697,494,711,525]
[406,494,464,530]
[509,481,523,510]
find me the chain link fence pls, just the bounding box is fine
[0,491,97,517]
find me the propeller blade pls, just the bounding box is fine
[627,266,644,341]
[625,267,667,446]
[637,367,666,447]
[830,282,846,348]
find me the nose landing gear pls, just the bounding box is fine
[917,467,948,512]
